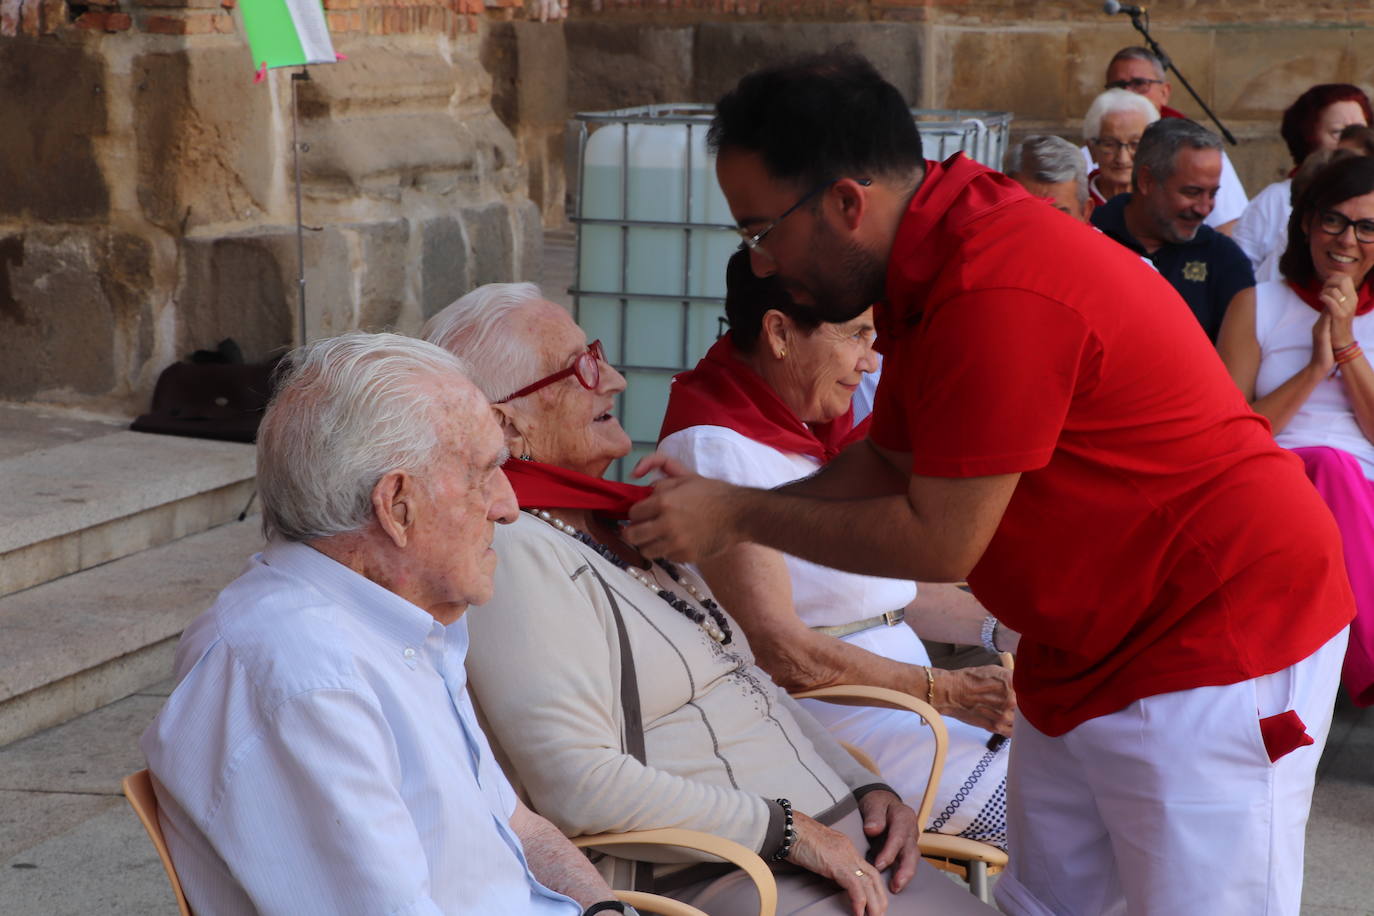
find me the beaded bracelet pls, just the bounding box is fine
[771,798,796,861]
[923,665,936,705]
[980,615,1001,654]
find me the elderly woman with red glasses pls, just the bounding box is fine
[1220,154,1374,709]
[421,283,994,916]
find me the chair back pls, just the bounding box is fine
[122,769,193,916]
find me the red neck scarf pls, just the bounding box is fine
[502,459,650,519]
[657,334,869,463]
[1286,277,1374,316]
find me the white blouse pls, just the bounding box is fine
[1254,279,1374,478]
[1234,179,1292,279]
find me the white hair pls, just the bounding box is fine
[1082,88,1159,143]
[257,331,475,542]
[1008,135,1090,205]
[421,282,549,402]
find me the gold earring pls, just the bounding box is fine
[779,348,787,358]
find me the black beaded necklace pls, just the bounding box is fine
[525,508,733,645]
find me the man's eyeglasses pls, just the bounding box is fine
[1106,77,1166,93]
[1091,137,1141,155]
[1317,209,1374,245]
[736,177,873,255]
[497,340,606,404]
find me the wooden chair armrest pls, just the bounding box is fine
[572,828,777,916]
[917,832,1009,866]
[615,890,711,916]
[790,684,948,831]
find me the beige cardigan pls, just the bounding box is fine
[465,514,877,883]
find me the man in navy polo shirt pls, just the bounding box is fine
[1091,118,1255,342]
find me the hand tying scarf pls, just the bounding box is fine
[502,458,650,519]
[658,334,869,463]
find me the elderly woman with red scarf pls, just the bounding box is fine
[1220,153,1374,707]
[656,250,1016,849]
[421,283,995,916]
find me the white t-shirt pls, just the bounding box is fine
[1233,179,1291,278]
[659,425,920,633]
[1079,142,1248,227]
[1254,279,1374,478]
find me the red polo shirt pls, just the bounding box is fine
[870,155,1354,736]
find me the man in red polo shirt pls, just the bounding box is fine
[625,51,1353,915]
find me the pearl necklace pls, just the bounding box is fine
[525,508,732,644]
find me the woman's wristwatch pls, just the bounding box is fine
[980,615,1002,654]
[583,902,640,916]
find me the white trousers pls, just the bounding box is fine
[995,627,1348,916]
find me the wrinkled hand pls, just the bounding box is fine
[623,453,744,562]
[857,790,921,895]
[1310,311,1335,376]
[932,665,1016,737]
[788,811,889,916]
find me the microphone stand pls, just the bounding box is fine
[1125,9,1236,145]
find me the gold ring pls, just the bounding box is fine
[855,869,867,877]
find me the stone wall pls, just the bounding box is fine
[1,0,543,413]
[487,2,1374,227]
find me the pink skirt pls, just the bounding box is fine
[1293,446,1374,705]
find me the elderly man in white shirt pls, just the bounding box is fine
[140,333,636,916]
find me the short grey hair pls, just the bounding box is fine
[1083,89,1159,143]
[1133,118,1223,188]
[1008,135,1090,205]
[1110,45,1168,79]
[421,282,547,402]
[257,332,474,542]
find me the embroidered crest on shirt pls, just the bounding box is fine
[1182,261,1207,282]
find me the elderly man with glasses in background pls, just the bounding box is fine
[1081,45,1249,234]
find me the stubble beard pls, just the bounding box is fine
[790,221,888,324]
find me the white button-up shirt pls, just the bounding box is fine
[140,539,580,916]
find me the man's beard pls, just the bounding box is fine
[780,220,888,324]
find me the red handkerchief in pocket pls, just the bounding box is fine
[1259,709,1314,763]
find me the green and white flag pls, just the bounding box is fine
[238,0,336,72]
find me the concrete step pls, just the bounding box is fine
[0,516,264,747]
[0,429,256,598]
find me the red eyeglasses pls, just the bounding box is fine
[497,340,606,404]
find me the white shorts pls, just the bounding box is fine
[995,627,1348,916]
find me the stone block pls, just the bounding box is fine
[464,201,516,287]
[294,45,516,200]
[565,22,694,111]
[176,234,295,360]
[933,26,1068,120]
[515,197,544,282]
[1213,26,1356,119]
[692,23,926,105]
[73,10,131,29]
[0,230,154,400]
[356,220,410,330]
[0,44,109,221]
[420,216,472,319]
[483,20,569,130]
[134,49,278,231]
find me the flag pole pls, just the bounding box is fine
[290,67,310,345]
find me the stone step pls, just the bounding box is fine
[0,430,256,598]
[0,516,264,747]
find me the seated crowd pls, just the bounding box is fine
[137,47,1369,916]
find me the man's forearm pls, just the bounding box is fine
[730,489,970,581]
[776,439,908,500]
[512,804,617,908]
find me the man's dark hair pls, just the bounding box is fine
[1132,118,1221,190]
[1279,154,1374,287]
[708,49,924,191]
[723,248,822,352]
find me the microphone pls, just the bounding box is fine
[1103,0,1145,15]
